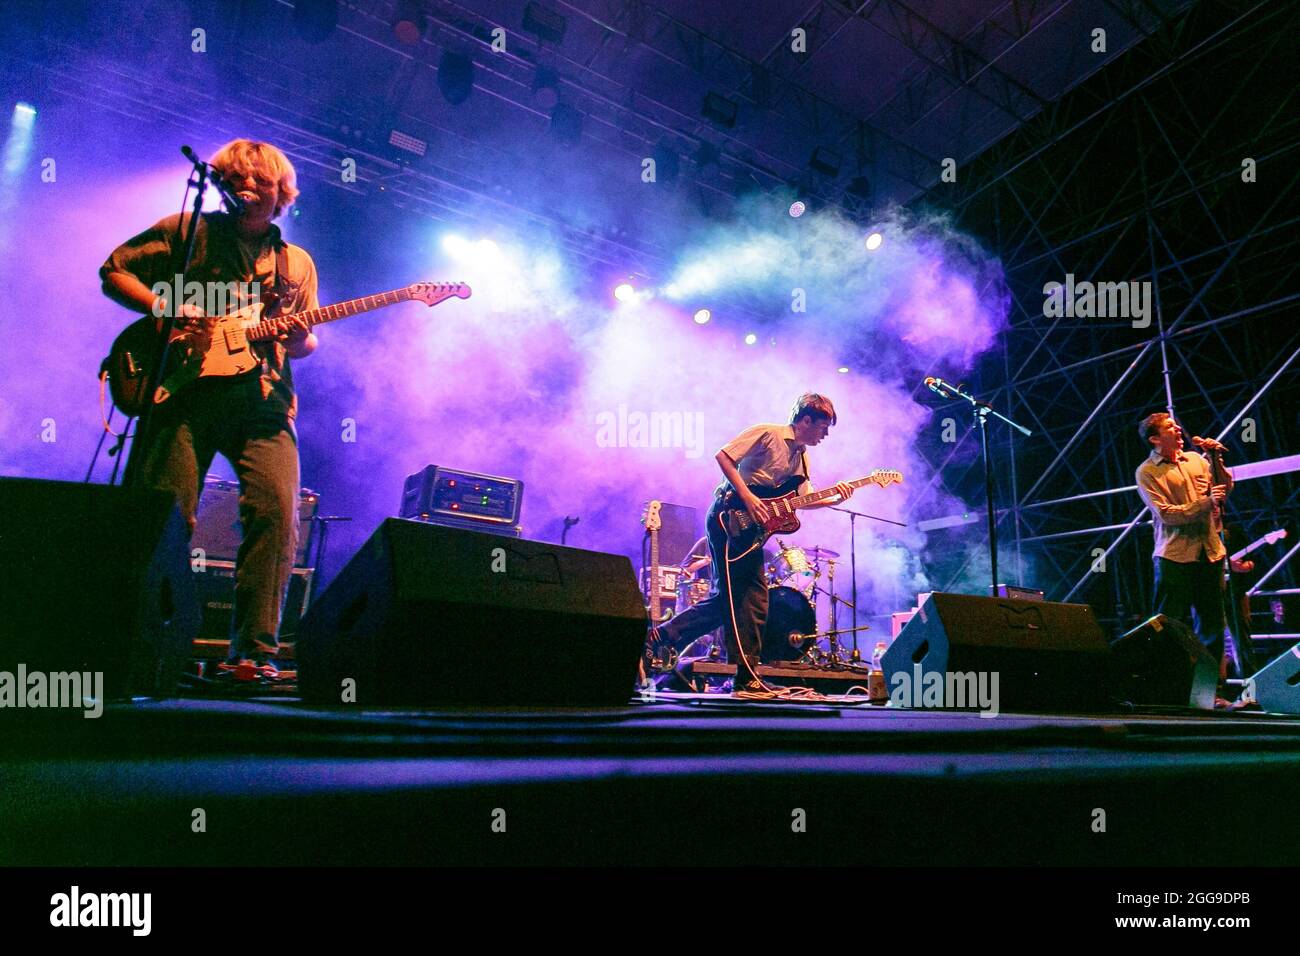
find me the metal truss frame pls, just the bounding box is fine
[914,0,1300,634]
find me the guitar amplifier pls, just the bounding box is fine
[399,466,523,535]
[191,476,319,567]
[193,560,314,641]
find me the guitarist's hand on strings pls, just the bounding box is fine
[173,303,217,337]
[276,315,317,359]
[742,491,772,526]
[832,481,855,503]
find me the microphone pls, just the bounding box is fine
[1190,436,1226,453]
[181,145,245,215]
[924,376,960,398]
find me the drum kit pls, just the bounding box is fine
[672,538,870,669]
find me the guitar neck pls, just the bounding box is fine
[248,287,417,342]
[648,528,661,618]
[784,475,878,511]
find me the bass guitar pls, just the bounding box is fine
[640,499,682,625]
[719,469,903,555]
[104,281,471,416]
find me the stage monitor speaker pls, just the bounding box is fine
[880,592,1111,712]
[296,519,647,705]
[1110,614,1217,709]
[1251,643,1300,714]
[0,478,200,699]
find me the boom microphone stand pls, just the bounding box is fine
[117,146,243,487]
[828,506,906,653]
[924,377,1032,596]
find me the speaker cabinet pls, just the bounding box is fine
[1110,614,1217,709]
[296,519,647,705]
[1251,643,1300,714]
[0,478,200,699]
[880,592,1111,712]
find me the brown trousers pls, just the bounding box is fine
[140,414,299,657]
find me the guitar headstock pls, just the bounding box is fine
[866,469,904,488]
[409,281,472,306]
[641,500,662,532]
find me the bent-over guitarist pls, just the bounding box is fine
[100,138,318,681]
[651,393,854,698]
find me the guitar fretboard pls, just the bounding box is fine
[783,471,900,511]
[248,287,416,342]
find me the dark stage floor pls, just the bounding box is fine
[5,692,1300,866]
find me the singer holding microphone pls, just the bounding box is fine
[100,138,319,682]
[1135,412,1234,684]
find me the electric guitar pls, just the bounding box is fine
[640,500,681,625]
[719,469,904,554]
[104,281,471,416]
[1230,528,1286,563]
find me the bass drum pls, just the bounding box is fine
[762,586,817,663]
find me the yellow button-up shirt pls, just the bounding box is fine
[1135,450,1225,563]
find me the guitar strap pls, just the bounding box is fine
[273,234,291,314]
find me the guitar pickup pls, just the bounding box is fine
[223,328,248,353]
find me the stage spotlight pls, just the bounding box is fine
[652,138,679,184]
[387,129,427,159]
[437,51,475,105]
[393,0,425,44]
[531,67,560,109]
[837,366,849,374]
[693,309,711,324]
[744,333,757,346]
[809,146,841,178]
[865,231,883,251]
[4,102,37,179]
[476,238,500,257]
[293,0,337,43]
[702,92,738,129]
[550,103,583,146]
[788,200,806,218]
[614,282,636,303]
[441,234,472,259]
[523,2,567,44]
[694,141,721,176]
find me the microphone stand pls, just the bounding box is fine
[120,146,241,487]
[561,515,579,545]
[930,381,1032,596]
[828,506,906,654]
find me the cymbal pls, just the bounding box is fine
[803,546,840,559]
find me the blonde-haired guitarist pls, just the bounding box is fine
[99,138,318,682]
